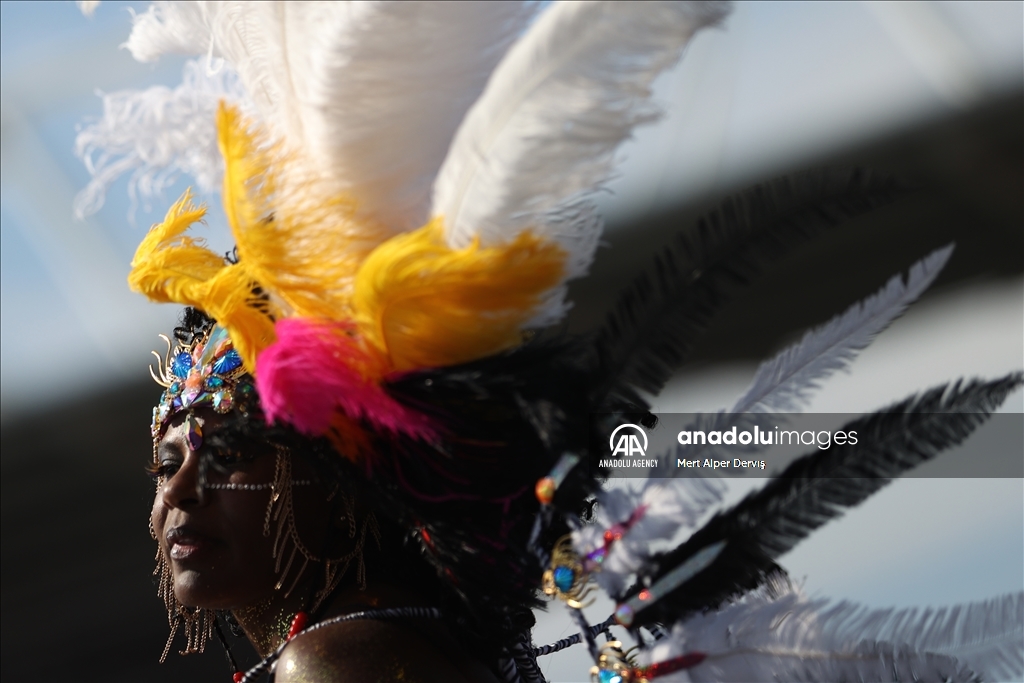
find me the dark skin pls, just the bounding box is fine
[153,410,499,682]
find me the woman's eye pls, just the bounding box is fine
[211,449,246,469]
[147,460,181,480]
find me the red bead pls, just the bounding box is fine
[603,524,625,544]
[233,672,244,683]
[642,652,707,678]
[287,611,308,640]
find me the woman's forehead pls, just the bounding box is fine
[159,410,224,449]
[158,410,276,458]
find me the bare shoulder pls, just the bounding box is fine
[275,618,499,683]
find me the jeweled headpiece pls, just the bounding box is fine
[149,324,256,454]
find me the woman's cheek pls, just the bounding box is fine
[151,494,167,548]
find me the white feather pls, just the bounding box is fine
[77,0,100,17]
[432,1,729,324]
[294,1,537,231]
[731,245,954,414]
[74,59,248,218]
[642,584,1023,683]
[641,248,952,480]
[573,478,725,596]
[123,0,212,61]
[123,1,536,232]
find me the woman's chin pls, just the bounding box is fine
[173,570,249,611]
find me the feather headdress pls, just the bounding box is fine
[80,2,1022,682]
[100,1,729,458]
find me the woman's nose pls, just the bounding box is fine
[161,456,204,509]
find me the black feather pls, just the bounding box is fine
[627,372,1024,627]
[592,169,907,409]
[377,336,606,655]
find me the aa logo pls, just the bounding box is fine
[609,423,648,457]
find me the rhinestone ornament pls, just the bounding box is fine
[149,325,255,460]
[213,391,234,413]
[185,413,203,452]
[613,603,634,627]
[552,565,575,593]
[542,536,593,608]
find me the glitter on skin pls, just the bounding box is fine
[234,598,295,657]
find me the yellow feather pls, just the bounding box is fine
[216,102,388,322]
[129,103,567,378]
[128,188,276,371]
[217,103,272,256]
[128,190,221,303]
[128,103,385,373]
[353,218,566,371]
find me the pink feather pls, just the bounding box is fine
[256,318,437,440]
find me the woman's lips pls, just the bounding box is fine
[166,526,217,561]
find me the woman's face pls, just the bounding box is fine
[151,411,312,610]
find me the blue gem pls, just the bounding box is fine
[206,377,225,389]
[169,382,181,394]
[171,352,192,378]
[212,349,242,374]
[552,566,575,593]
[598,671,623,683]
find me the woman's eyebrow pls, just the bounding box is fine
[156,438,186,460]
